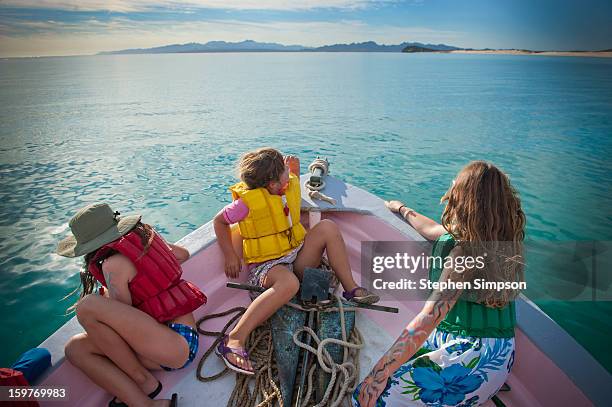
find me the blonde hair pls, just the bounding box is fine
[237,147,285,189]
[441,161,526,307]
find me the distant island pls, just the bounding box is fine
[99,40,612,58]
[402,45,437,53]
[98,40,460,55]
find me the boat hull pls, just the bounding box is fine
[37,175,604,406]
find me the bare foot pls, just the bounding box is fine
[113,374,159,405]
[151,399,172,407]
[225,335,254,372]
[346,287,380,304]
[141,375,160,396]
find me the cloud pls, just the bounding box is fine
[0,16,464,57]
[0,16,137,36]
[0,0,402,12]
[0,1,444,57]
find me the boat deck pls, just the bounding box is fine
[38,175,604,406]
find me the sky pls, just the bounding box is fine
[0,0,611,57]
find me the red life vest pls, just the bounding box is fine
[88,229,206,323]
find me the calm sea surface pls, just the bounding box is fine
[1,53,611,371]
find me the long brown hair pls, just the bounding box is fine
[441,161,526,307]
[236,147,285,189]
[65,222,155,313]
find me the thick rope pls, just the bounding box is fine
[196,261,362,407]
[197,306,362,407]
[196,307,246,382]
[227,325,282,407]
[292,296,363,407]
[197,308,283,407]
[304,158,329,192]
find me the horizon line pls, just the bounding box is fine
[2,39,611,59]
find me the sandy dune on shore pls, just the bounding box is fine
[445,50,612,58]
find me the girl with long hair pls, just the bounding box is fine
[356,161,526,407]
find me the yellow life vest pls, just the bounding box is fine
[229,173,306,264]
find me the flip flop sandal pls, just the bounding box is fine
[342,286,380,305]
[109,381,162,407]
[215,335,255,376]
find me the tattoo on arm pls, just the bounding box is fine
[362,269,464,401]
[103,269,118,299]
[99,256,134,305]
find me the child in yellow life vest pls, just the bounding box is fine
[213,147,379,375]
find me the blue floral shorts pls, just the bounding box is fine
[161,323,199,371]
[353,329,515,407]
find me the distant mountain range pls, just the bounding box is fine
[98,40,461,55]
[308,41,459,52]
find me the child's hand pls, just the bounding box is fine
[224,252,242,279]
[284,155,300,176]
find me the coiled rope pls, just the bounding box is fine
[196,297,362,407]
[292,296,363,407]
[303,158,330,191]
[196,307,284,407]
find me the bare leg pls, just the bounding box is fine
[65,334,168,407]
[76,314,161,394]
[293,219,359,292]
[226,264,299,371]
[72,295,190,404]
[75,294,190,369]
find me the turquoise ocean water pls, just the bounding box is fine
[0,53,611,371]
